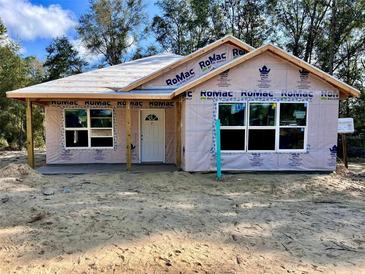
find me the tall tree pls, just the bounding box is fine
[77,0,147,65]
[152,0,225,55]
[0,19,45,149]
[268,0,331,61]
[220,0,270,47]
[131,45,160,60]
[315,0,365,75]
[43,37,88,81]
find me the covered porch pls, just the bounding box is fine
[24,98,183,170]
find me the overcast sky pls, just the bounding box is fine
[0,0,159,63]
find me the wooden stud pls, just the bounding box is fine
[26,99,34,168]
[175,99,182,168]
[342,134,348,168]
[126,100,132,170]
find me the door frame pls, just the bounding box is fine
[139,108,166,163]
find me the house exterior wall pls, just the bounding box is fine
[183,52,340,171]
[44,100,176,164]
[142,43,247,89]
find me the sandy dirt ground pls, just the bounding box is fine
[0,150,365,274]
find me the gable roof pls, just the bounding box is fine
[119,35,255,92]
[6,53,182,99]
[6,39,360,101]
[170,44,361,98]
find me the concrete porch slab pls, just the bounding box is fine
[37,163,177,175]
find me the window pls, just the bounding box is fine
[279,103,307,150]
[248,103,276,151]
[65,109,113,148]
[249,103,276,126]
[65,110,88,147]
[217,101,307,153]
[90,109,113,148]
[145,114,159,121]
[219,103,246,150]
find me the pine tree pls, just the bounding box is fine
[43,37,88,81]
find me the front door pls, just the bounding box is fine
[141,109,165,162]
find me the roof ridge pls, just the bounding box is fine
[40,53,184,85]
[6,54,183,98]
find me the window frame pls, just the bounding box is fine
[64,108,114,149]
[247,101,277,153]
[216,101,308,153]
[218,102,247,153]
[277,102,308,152]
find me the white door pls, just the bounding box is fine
[141,109,165,162]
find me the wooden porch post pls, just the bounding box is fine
[342,134,348,168]
[126,100,132,170]
[26,99,34,168]
[175,99,182,168]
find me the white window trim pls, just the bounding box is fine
[64,108,114,149]
[217,101,308,153]
[217,102,247,153]
[277,102,308,153]
[247,101,277,153]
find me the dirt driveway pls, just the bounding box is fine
[0,151,364,273]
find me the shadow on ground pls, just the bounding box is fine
[0,151,364,273]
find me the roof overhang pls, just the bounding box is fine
[6,92,174,100]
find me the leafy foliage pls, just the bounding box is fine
[0,20,45,149]
[221,0,270,47]
[77,0,147,65]
[43,37,88,81]
[152,0,225,55]
[131,45,160,60]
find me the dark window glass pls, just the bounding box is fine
[90,109,112,117]
[145,114,159,121]
[91,137,113,147]
[90,118,113,128]
[279,128,305,149]
[65,130,88,147]
[65,109,87,128]
[221,129,245,150]
[249,103,276,126]
[248,130,275,150]
[90,109,113,128]
[219,103,245,126]
[280,103,307,126]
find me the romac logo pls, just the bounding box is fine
[329,145,337,156]
[281,91,313,99]
[199,52,227,72]
[299,69,309,78]
[258,65,271,89]
[183,91,193,99]
[232,48,245,58]
[200,90,233,99]
[321,90,339,100]
[240,91,273,97]
[259,65,271,76]
[166,69,195,86]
